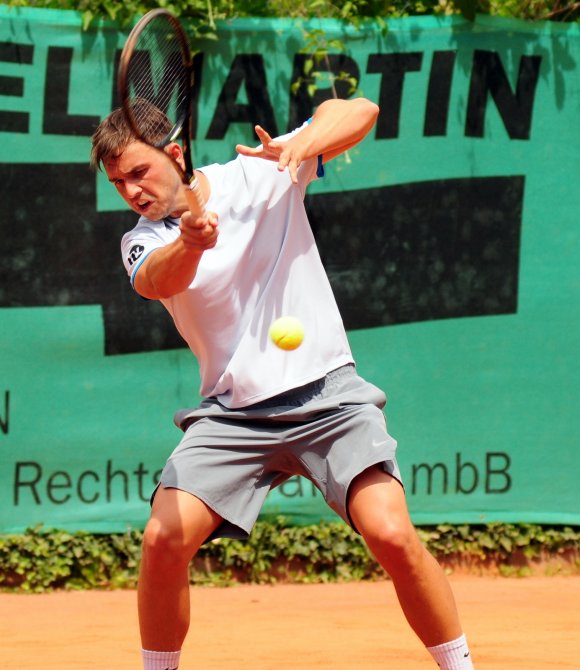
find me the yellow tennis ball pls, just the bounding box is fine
[269,316,304,351]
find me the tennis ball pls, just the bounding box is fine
[269,316,304,351]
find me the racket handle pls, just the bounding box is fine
[186,177,206,217]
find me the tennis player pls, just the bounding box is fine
[91,97,474,670]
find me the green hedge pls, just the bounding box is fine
[1,520,578,592]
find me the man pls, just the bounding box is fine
[90,97,474,670]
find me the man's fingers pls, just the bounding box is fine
[182,210,216,227]
[235,142,263,157]
[179,211,219,250]
[255,125,273,144]
[235,128,301,183]
[276,149,300,183]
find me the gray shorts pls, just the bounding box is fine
[159,364,401,541]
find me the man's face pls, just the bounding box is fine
[104,140,185,220]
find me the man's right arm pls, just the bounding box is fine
[134,211,218,300]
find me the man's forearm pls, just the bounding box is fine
[301,98,379,162]
[134,240,204,300]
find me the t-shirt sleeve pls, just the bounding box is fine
[120,221,172,289]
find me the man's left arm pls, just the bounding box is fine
[236,97,379,184]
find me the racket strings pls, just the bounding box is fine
[125,17,190,147]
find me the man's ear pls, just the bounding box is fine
[166,142,185,168]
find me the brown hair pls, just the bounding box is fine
[90,102,173,171]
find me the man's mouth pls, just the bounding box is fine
[136,200,151,213]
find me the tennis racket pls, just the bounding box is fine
[117,8,205,217]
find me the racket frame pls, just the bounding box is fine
[117,8,204,216]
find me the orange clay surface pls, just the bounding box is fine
[1,575,579,669]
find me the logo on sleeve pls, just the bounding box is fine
[127,244,145,266]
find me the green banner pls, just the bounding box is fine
[1,7,578,532]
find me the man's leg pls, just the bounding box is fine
[348,465,473,667]
[138,487,223,654]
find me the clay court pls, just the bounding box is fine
[1,575,578,668]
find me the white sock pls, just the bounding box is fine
[426,634,474,669]
[141,649,181,670]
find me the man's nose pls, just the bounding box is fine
[125,181,142,198]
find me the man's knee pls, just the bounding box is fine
[362,516,421,558]
[142,517,196,567]
[143,487,223,563]
[347,465,427,569]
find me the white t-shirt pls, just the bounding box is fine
[121,136,353,408]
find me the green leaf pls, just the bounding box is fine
[81,10,94,31]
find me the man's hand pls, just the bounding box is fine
[236,125,305,184]
[135,209,218,300]
[235,99,380,185]
[179,210,219,251]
